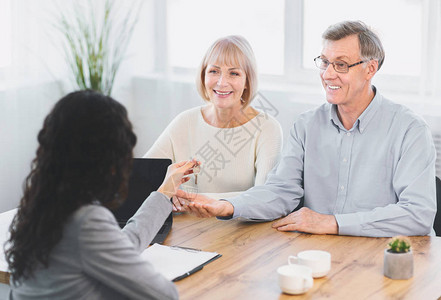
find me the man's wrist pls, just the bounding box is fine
[327,215,339,235]
[219,200,234,217]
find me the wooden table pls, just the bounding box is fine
[166,213,441,300]
[1,211,440,299]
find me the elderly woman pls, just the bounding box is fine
[144,35,282,203]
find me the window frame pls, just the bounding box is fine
[153,0,440,97]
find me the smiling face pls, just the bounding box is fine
[204,63,247,110]
[320,34,375,109]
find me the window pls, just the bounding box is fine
[156,0,441,96]
[303,0,423,76]
[167,0,285,75]
[0,0,12,69]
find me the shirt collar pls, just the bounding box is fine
[330,105,343,132]
[329,86,382,134]
[356,86,382,134]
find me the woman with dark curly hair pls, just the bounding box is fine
[5,90,195,299]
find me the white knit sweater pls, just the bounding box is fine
[144,106,283,199]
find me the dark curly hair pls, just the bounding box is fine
[5,90,137,282]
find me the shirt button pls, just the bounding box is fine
[343,158,347,163]
[340,185,345,190]
[346,132,351,136]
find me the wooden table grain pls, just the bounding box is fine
[1,211,440,299]
[167,213,441,300]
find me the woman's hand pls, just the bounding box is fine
[157,160,200,199]
[171,196,190,212]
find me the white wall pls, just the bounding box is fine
[0,81,63,213]
[130,76,441,179]
[130,77,441,148]
[0,0,157,214]
[3,75,441,215]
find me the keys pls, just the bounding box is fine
[193,163,200,185]
[192,164,201,174]
[183,160,201,186]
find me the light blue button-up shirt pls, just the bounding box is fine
[228,89,437,237]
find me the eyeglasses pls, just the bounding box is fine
[314,56,367,73]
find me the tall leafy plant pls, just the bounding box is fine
[55,0,141,96]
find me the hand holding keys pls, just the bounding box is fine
[192,162,200,185]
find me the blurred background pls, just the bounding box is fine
[1,0,441,213]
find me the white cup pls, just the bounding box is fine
[277,264,313,295]
[288,250,331,278]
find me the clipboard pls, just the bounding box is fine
[141,244,222,281]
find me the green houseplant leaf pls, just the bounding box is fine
[55,0,142,96]
[387,236,411,253]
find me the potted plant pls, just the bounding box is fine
[383,236,413,279]
[55,0,142,96]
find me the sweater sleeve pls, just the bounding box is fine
[254,115,283,186]
[78,196,178,300]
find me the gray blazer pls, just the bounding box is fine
[10,192,178,299]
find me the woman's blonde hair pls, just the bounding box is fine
[196,35,258,106]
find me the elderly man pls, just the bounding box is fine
[177,21,436,237]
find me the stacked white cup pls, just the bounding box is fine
[277,250,331,295]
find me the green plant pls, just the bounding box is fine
[387,236,411,253]
[55,0,141,95]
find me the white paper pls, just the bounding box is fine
[141,243,220,281]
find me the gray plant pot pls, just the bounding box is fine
[383,249,413,280]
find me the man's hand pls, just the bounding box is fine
[175,190,234,218]
[272,207,338,235]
